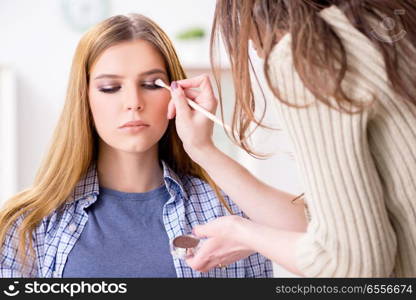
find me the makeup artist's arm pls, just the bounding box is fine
[169,76,307,232]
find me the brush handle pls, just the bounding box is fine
[185,99,232,133]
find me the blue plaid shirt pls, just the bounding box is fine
[1,161,273,278]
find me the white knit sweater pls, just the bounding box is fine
[268,6,416,277]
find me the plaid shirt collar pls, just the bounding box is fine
[68,160,188,206]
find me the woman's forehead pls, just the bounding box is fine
[90,39,166,76]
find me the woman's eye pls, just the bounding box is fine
[142,82,162,90]
[98,86,121,93]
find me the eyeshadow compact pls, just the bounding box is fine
[170,234,202,259]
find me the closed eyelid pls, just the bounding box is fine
[96,82,163,93]
[95,77,167,86]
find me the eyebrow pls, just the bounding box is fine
[93,68,167,80]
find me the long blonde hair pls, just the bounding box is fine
[0,13,232,273]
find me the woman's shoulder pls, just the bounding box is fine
[267,11,378,109]
[268,33,296,95]
[180,174,242,214]
[0,210,48,277]
[268,5,384,73]
[180,174,223,199]
[268,33,293,69]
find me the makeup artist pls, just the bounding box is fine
[167,0,416,277]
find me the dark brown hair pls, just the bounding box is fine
[211,0,416,155]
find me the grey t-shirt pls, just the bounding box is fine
[62,184,177,277]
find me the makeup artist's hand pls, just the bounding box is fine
[167,74,218,161]
[185,215,255,272]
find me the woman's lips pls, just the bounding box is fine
[119,120,149,128]
[120,125,149,133]
[119,120,150,133]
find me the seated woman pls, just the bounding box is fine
[0,14,272,278]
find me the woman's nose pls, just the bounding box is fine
[127,104,143,111]
[125,86,144,111]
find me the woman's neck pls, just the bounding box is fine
[96,141,164,193]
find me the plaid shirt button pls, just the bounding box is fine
[68,224,77,233]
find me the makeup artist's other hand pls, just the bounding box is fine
[167,74,217,159]
[185,216,255,273]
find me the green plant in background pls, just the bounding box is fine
[176,27,206,40]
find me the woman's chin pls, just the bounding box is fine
[115,143,155,155]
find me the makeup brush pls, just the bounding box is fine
[154,79,232,133]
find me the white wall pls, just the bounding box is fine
[1,0,88,191]
[0,67,17,202]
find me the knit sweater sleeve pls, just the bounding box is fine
[268,33,397,277]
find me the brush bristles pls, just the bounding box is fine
[154,79,169,90]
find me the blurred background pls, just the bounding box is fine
[0,0,303,277]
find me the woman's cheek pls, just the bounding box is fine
[90,99,119,140]
[157,95,170,115]
[103,106,120,136]
[152,100,170,134]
